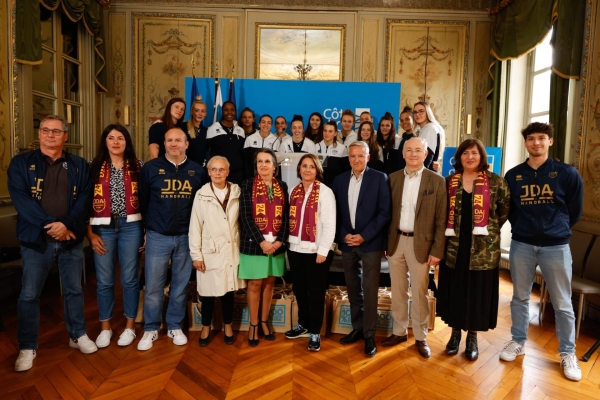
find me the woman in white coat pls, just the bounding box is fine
[284,154,336,352]
[189,156,245,347]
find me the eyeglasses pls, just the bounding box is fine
[413,109,426,115]
[405,149,424,155]
[40,128,65,136]
[210,168,227,174]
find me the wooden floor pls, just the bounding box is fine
[1,270,600,399]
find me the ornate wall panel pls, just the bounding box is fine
[360,18,379,82]
[471,21,491,144]
[109,12,126,125]
[222,15,240,79]
[0,1,11,202]
[132,13,214,159]
[386,20,469,148]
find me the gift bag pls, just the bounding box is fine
[331,294,353,334]
[267,291,294,333]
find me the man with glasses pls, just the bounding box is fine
[382,137,446,358]
[8,115,96,371]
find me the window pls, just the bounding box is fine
[527,31,553,124]
[31,10,84,155]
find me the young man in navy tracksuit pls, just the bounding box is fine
[501,122,584,381]
[137,128,204,351]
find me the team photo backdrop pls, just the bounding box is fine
[185,78,401,131]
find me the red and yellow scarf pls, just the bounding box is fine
[90,160,142,225]
[446,171,490,236]
[251,175,285,236]
[289,181,320,246]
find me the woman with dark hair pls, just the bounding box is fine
[377,112,402,175]
[185,98,209,166]
[413,102,444,171]
[148,97,186,159]
[272,116,293,152]
[279,115,316,154]
[314,121,349,186]
[358,121,384,172]
[304,112,324,142]
[88,124,144,348]
[398,106,417,170]
[240,107,257,137]
[238,149,289,346]
[437,139,510,361]
[285,154,336,351]
[207,101,246,185]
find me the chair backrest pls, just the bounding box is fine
[570,229,595,278]
[583,238,600,282]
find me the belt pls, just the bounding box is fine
[397,230,414,237]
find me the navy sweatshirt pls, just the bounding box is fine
[505,157,583,246]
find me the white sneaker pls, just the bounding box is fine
[167,329,188,346]
[560,353,582,381]
[69,334,98,354]
[137,330,158,351]
[499,340,525,361]
[95,329,113,348]
[15,350,36,372]
[118,328,136,346]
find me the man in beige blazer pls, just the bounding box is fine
[382,137,447,359]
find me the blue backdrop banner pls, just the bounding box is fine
[441,147,503,177]
[185,78,401,131]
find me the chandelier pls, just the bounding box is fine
[295,30,312,81]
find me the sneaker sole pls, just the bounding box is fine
[117,340,135,347]
[96,341,110,349]
[137,342,154,351]
[308,346,320,352]
[285,333,310,339]
[499,352,524,362]
[69,341,98,354]
[15,355,36,372]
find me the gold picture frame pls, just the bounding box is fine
[385,19,469,149]
[255,23,346,81]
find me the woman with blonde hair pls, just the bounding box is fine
[186,98,209,166]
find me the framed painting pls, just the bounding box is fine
[255,24,345,81]
[385,20,469,149]
[132,13,214,159]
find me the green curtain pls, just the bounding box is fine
[15,0,107,92]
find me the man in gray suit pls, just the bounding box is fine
[382,137,447,358]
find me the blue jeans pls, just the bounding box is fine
[93,219,143,321]
[143,230,192,331]
[509,240,576,354]
[18,242,85,350]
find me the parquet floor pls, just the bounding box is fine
[1,270,600,399]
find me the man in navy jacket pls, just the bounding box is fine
[502,122,584,382]
[332,141,391,357]
[8,115,95,372]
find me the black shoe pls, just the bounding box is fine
[224,334,235,345]
[285,324,310,339]
[381,334,408,347]
[364,337,377,357]
[261,321,275,341]
[248,323,259,347]
[198,327,210,347]
[415,340,431,359]
[308,334,321,352]
[445,328,461,356]
[340,329,364,344]
[465,331,478,361]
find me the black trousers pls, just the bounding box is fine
[341,248,382,338]
[288,250,334,334]
[201,291,234,326]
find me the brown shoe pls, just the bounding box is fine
[415,340,431,359]
[381,334,408,347]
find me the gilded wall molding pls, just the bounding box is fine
[360,18,379,82]
[109,13,126,126]
[471,21,491,144]
[222,15,240,79]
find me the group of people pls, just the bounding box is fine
[7,107,584,383]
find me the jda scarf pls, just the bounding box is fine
[445,171,490,236]
[288,181,320,247]
[91,160,142,225]
[251,175,285,236]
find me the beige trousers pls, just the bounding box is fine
[388,236,430,341]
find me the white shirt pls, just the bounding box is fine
[338,130,358,147]
[206,122,245,139]
[348,168,366,229]
[212,184,228,203]
[315,141,348,158]
[279,138,316,154]
[271,134,294,152]
[244,132,277,149]
[399,166,424,232]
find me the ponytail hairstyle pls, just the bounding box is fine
[399,106,415,133]
[376,112,397,150]
[318,120,339,147]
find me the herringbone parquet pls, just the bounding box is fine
[1,270,600,399]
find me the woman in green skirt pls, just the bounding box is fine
[239,148,289,346]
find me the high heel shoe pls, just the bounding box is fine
[445,327,461,356]
[248,323,259,347]
[465,331,478,361]
[261,321,275,341]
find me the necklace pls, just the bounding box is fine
[112,161,124,166]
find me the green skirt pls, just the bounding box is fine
[238,253,286,279]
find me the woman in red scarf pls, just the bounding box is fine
[437,139,510,361]
[87,125,144,349]
[284,154,336,352]
[239,149,289,346]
